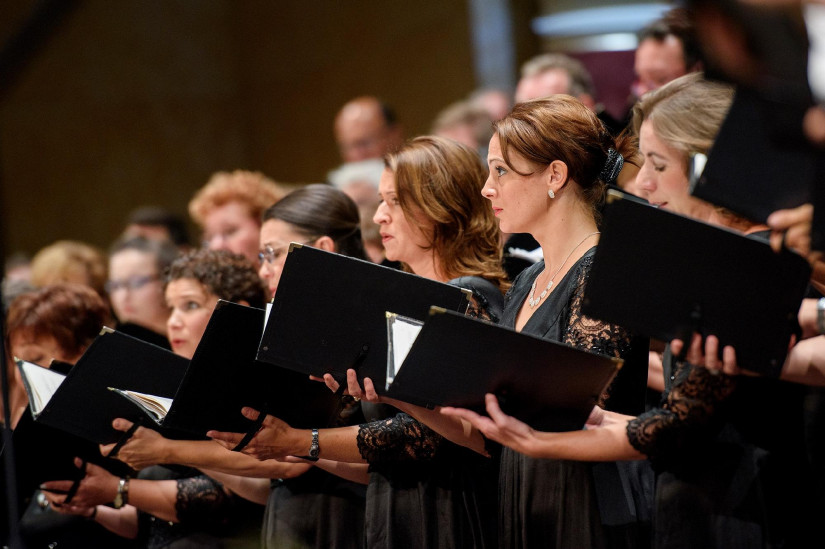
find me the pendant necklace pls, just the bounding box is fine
[527,231,600,308]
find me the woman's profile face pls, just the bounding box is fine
[165,278,219,359]
[636,121,710,219]
[373,168,432,268]
[257,219,316,299]
[482,133,548,235]
[202,201,261,264]
[108,249,168,334]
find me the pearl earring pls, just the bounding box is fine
[548,189,555,199]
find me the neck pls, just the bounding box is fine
[533,200,599,273]
[406,252,448,283]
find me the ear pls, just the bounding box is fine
[314,236,337,253]
[545,160,569,195]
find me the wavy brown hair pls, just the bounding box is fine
[166,248,266,309]
[386,136,509,293]
[7,283,113,359]
[494,95,638,225]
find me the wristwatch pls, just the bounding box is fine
[307,429,320,462]
[817,297,825,335]
[113,477,130,509]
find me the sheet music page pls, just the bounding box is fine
[19,361,65,416]
[386,313,423,389]
[110,388,173,421]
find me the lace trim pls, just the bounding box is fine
[173,475,231,527]
[627,360,737,463]
[356,412,443,464]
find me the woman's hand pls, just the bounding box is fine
[312,369,383,403]
[671,333,741,376]
[41,491,97,518]
[99,419,168,470]
[207,407,305,461]
[441,393,537,455]
[40,458,119,508]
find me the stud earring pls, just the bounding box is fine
[548,189,555,199]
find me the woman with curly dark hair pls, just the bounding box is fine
[42,249,266,549]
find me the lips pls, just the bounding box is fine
[381,232,393,243]
[492,207,502,216]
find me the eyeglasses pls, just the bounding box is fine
[258,239,316,265]
[105,274,160,293]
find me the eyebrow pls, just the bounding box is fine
[487,155,505,164]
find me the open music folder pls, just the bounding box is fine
[256,244,473,391]
[581,190,812,377]
[110,300,342,436]
[383,307,623,432]
[16,328,189,445]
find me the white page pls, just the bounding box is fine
[386,313,423,389]
[110,388,174,421]
[19,361,65,416]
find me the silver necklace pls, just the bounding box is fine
[527,231,600,308]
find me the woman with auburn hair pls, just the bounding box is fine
[189,169,286,264]
[385,135,510,303]
[210,136,509,548]
[6,283,129,548]
[336,98,649,548]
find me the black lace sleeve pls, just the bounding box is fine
[626,360,736,465]
[173,474,232,528]
[562,254,633,360]
[356,412,444,465]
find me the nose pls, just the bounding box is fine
[635,163,656,193]
[167,309,183,331]
[481,176,496,199]
[258,261,271,281]
[373,202,389,224]
[204,234,226,250]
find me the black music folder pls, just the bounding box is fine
[256,244,473,390]
[383,307,622,431]
[19,328,189,444]
[691,88,816,224]
[582,190,812,377]
[111,300,341,435]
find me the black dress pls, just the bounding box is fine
[355,276,504,548]
[497,248,652,549]
[627,348,818,548]
[262,397,367,549]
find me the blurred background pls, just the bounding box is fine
[0,0,670,258]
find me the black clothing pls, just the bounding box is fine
[497,248,652,549]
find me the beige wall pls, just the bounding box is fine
[0,1,478,256]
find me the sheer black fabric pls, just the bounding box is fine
[357,413,442,464]
[137,466,261,549]
[627,349,818,548]
[353,275,504,548]
[497,248,652,549]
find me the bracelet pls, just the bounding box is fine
[817,297,825,335]
[87,506,98,521]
